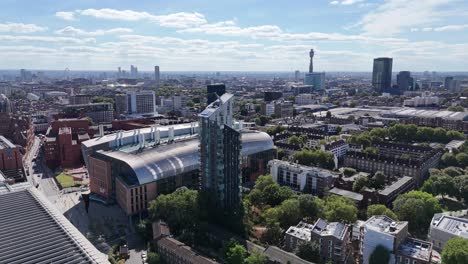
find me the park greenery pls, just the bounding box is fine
[366,204,398,220]
[244,175,358,246]
[293,148,335,170]
[352,171,386,192]
[441,237,468,264]
[421,168,468,204]
[348,124,464,147]
[447,105,465,112]
[392,191,442,234]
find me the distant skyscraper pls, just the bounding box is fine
[117,67,121,78]
[294,70,300,81]
[130,65,138,78]
[304,72,325,90]
[397,71,414,92]
[0,94,11,113]
[207,84,226,105]
[372,57,393,93]
[199,93,241,209]
[154,66,160,86]
[445,76,454,90]
[309,49,315,73]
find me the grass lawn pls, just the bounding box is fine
[56,173,79,188]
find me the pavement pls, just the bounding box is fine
[24,137,146,263]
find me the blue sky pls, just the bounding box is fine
[0,0,466,71]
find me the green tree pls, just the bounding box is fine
[447,130,465,141]
[288,135,303,146]
[148,187,199,234]
[226,244,247,264]
[442,153,458,167]
[372,171,386,190]
[366,204,398,220]
[245,252,268,264]
[147,252,161,264]
[363,147,379,155]
[324,195,358,224]
[447,105,465,112]
[343,167,357,177]
[421,175,457,198]
[353,175,370,192]
[456,153,468,168]
[293,149,335,170]
[295,241,320,263]
[443,166,464,177]
[260,222,283,246]
[274,199,302,228]
[442,237,468,264]
[393,191,442,233]
[369,245,390,264]
[454,175,468,202]
[298,194,324,219]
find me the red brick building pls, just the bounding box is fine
[44,118,93,168]
[0,136,23,171]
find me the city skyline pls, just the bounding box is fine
[0,0,466,71]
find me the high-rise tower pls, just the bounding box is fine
[372,57,393,94]
[199,93,241,210]
[309,49,315,73]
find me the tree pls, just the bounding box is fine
[324,195,358,224]
[245,252,268,264]
[148,187,199,234]
[147,252,161,264]
[392,191,442,233]
[447,130,465,141]
[442,153,458,167]
[343,167,357,177]
[454,175,468,202]
[295,241,320,263]
[353,175,370,192]
[298,194,324,219]
[442,237,468,264]
[421,175,457,198]
[226,244,247,264]
[369,245,390,264]
[293,149,335,170]
[363,147,379,155]
[260,222,283,246]
[448,105,465,112]
[443,166,464,177]
[367,204,398,220]
[288,135,303,146]
[372,171,386,190]
[275,199,302,228]
[326,111,332,118]
[456,153,468,168]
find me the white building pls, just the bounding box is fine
[428,211,468,251]
[403,96,439,107]
[268,159,336,196]
[264,101,275,117]
[127,91,156,114]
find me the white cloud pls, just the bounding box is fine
[0,35,95,44]
[76,8,206,28]
[331,0,365,5]
[55,11,76,21]
[0,22,47,33]
[412,24,468,32]
[356,0,456,36]
[55,26,133,36]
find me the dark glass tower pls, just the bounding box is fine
[397,71,414,92]
[372,57,393,93]
[199,93,241,210]
[207,84,226,105]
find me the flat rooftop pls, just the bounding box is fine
[379,176,414,196]
[398,237,433,262]
[312,218,347,240]
[329,187,363,202]
[0,188,107,263]
[365,215,408,235]
[285,221,314,241]
[0,135,16,149]
[431,214,468,238]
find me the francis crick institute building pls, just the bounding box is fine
[85,94,276,215]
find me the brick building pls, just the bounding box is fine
[44,118,92,168]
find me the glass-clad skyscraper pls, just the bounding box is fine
[199,93,241,209]
[372,57,393,93]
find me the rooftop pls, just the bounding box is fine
[397,237,433,262]
[379,176,414,196]
[269,159,337,179]
[285,221,314,241]
[312,218,348,240]
[0,188,107,263]
[329,187,363,202]
[95,131,274,186]
[365,215,408,235]
[0,135,16,149]
[199,93,233,118]
[430,214,468,238]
